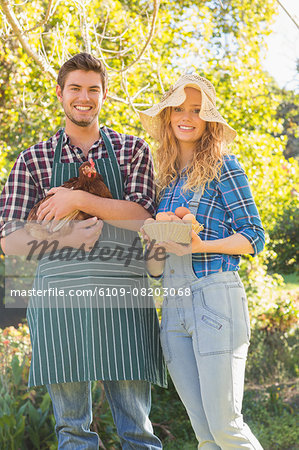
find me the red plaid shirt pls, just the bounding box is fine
[0,126,156,237]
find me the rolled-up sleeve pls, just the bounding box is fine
[0,154,39,238]
[124,139,156,217]
[219,155,265,256]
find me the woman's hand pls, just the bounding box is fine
[140,225,167,277]
[158,231,204,255]
[37,187,80,222]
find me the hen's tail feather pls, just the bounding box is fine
[48,210,80,233]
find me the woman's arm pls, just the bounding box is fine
[155,230,253,257]
[218,155,265,256]
[192,232,253,254]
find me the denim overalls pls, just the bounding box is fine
[160,189,263,449]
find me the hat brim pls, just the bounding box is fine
[138,84,237,144]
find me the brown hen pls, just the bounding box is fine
[26,159,112,239]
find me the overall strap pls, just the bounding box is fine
[187,186,203,216]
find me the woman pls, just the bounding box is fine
[139,74,265,449]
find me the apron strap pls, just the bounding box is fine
[52,128,118,164]
[50,129,67,188]
[50,127,124,198]
[53,129,65,164]
[99,128,124,197]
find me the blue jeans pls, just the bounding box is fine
[161,256,263,449]
[47,380,162,449]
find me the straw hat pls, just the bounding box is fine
[138,74,237,144]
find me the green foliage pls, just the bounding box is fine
[267,200,299,274]
[247,325,298,384]
[0,365,56,449]
[276,88,299,160]
[243,385,299,450]
[151,377,197,448]
[0,325,56,449]
[238,259,299,383]
[246,286,298,383]
[239,258,285,318]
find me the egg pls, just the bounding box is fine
[182,213,196,224]
[170,214,182,222]
[166,211,176,216]
[175,206,191,218]
[156,212,172,221]
[144,218,155,224]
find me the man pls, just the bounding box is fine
[0,53,166,449]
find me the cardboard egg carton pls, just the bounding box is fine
[142,221,192,244]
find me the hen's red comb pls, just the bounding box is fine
[89,158,95,168]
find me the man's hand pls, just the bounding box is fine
[63,217,103,250]
[37,187,80,222]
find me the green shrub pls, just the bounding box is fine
[243,385,299,449]
[266,201,299,274]
[246,289,299,383]
[151,377,197,449]
[0,325,121,449]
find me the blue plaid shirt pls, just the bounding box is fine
[157,154,265,278]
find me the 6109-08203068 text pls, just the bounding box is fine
[10,286,192,299]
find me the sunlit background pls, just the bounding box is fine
[264,0,299,91]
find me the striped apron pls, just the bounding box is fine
[26,129,166,388]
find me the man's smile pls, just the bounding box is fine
[74,105,92,111]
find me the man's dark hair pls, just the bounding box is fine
[57,53,108,92]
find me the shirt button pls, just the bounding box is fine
[170,269,175,274]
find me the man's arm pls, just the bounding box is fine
[1,217,103,256]
[36,188,151,231]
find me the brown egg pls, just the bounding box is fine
[182,213,196,224]
[166,211,176,216]
[175,206,191,218]
[156,212,172,221]
[144,218,155,224]
[170,215,182,222]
